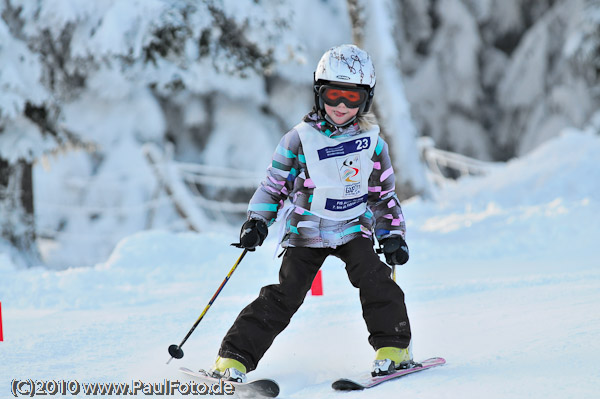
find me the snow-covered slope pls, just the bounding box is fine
[1,130,599,398]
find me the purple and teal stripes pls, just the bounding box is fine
[247,112,407,248]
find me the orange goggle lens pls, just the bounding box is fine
[320,86,367,108]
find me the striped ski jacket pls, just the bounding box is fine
[248,112,406,248]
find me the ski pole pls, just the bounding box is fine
[167,248,249,364]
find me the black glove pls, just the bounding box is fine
[380,236,409,265]
[235,219,268,251]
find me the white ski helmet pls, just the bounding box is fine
[313,44,376,116]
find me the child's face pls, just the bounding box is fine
[324,103,359,126]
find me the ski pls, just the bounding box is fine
[179,367,280,398]
[332,357,446,391]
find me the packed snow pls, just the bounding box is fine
[1,129,599,398]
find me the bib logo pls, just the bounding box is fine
[337,155,362,197]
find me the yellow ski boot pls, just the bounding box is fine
[210,356,247,383]
[371,347,414,376]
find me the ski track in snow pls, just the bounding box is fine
[1,131,600,398]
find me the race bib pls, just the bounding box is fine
[297,122,379,220]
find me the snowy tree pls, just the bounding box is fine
[495,0,594,156]
[403,0,491,159]
[0,0,302,266]
[563,0,600,132]
[396,0,599,160]
[347,0,432,199]
[565,0,600,82]
[1,5,60,265]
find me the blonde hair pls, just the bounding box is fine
[357,111,378,130]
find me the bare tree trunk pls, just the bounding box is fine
[346,0,432,200]
[347,0,366,47]
[0,158,40,267]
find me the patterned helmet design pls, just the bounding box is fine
[315,44,376,88]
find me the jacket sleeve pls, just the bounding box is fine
[368,137,407,241]
[247,129,300,225]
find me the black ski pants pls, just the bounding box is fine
[218,237,411,371]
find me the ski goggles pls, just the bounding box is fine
[318,85,368,108]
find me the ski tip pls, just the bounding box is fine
[414,357,446,368]
[252,380,280,397]
[428,357,446,365]
[332,379,365,391]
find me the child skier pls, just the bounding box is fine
[210,44,413,382]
